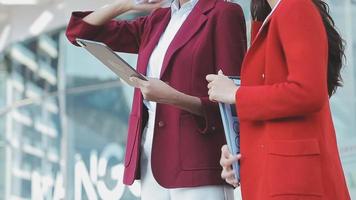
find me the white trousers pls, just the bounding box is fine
[140,111,234,200]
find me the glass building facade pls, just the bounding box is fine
[0,0,355,199]
[0,19,140,199]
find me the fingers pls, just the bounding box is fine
[220,153,239,167]
[147,0,161,3]
[221,166,235,179]
[206,72,228,85]
[208,90,217,102]
[207,75,218,101]
[218,69,224,75]
[221,163,240,187]
[129,77,140,88]
[227,177,240,188]
[130,77,148,88]
[221,167,239,186]
[206,74,219,82]
[221,145,230,158]
[220,145,241,187]
[220,146,240,166]
[207,81,214,89]
[134,1,163,11]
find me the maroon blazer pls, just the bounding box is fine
[66,0,246,187]
[236,0,350,199]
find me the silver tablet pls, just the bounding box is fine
[76,38,147,86]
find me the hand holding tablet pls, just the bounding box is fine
[76,38,147,87]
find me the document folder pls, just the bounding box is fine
[218,76,240,181]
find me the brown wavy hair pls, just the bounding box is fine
[251,0,345,96]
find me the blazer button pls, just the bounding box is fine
[158,121,165,128]
[262,73,265,79]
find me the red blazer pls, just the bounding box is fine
[66,0,246,187]
[236,0,350,199]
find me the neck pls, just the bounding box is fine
[267,0,279,9]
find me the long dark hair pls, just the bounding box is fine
[251,0,345,97]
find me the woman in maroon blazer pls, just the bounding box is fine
[207,0,351,199]
[66,0,246,199]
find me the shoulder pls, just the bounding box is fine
[214,0,243,12]
[148,7,170,19]
[210,1,245,23]
[213,1,244,17]
[280,0,315,9]
[275,0,327,44]
[276,0,321,21]
[139,7,170,27]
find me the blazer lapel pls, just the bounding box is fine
[250,0,282,47]
[159,0,216,78]
[137,10,171,75]
[242,1,282,75]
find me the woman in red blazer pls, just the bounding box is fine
[66,0,246,199]
[207,0,351,199]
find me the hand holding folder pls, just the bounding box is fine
[218,76,241,181]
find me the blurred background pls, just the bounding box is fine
[0,0,355,200]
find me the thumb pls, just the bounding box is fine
[130,77,145,88]
[134,1,162,11]
[221,145,231,158]
[218,69,224,75]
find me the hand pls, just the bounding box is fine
[206,70,239,104]
[114,0,164,12]
[83,0,163,27]
[132,1,164,12]
[130,77,178,104]
[220,145,241,187]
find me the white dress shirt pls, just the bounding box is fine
[141,0,199,156]
[140,0,200,194]
[139,1,234,198]
[141,0,199,165]
[143,0,199,115]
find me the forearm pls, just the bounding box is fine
[236,83,326,121]
[168,91,204,117]
[130,77,204,116]
[83,3,131,26]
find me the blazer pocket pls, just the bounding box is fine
[179,114,223,170]
[124,115,140,167]
[266,139,323,198]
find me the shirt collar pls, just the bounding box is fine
[171,0,199,14]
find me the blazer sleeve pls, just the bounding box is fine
[65,11,150,53]
[236,1,329,121]
[198,4,246,134]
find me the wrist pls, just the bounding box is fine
[166,89,181,105]
[229,86,239,104]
